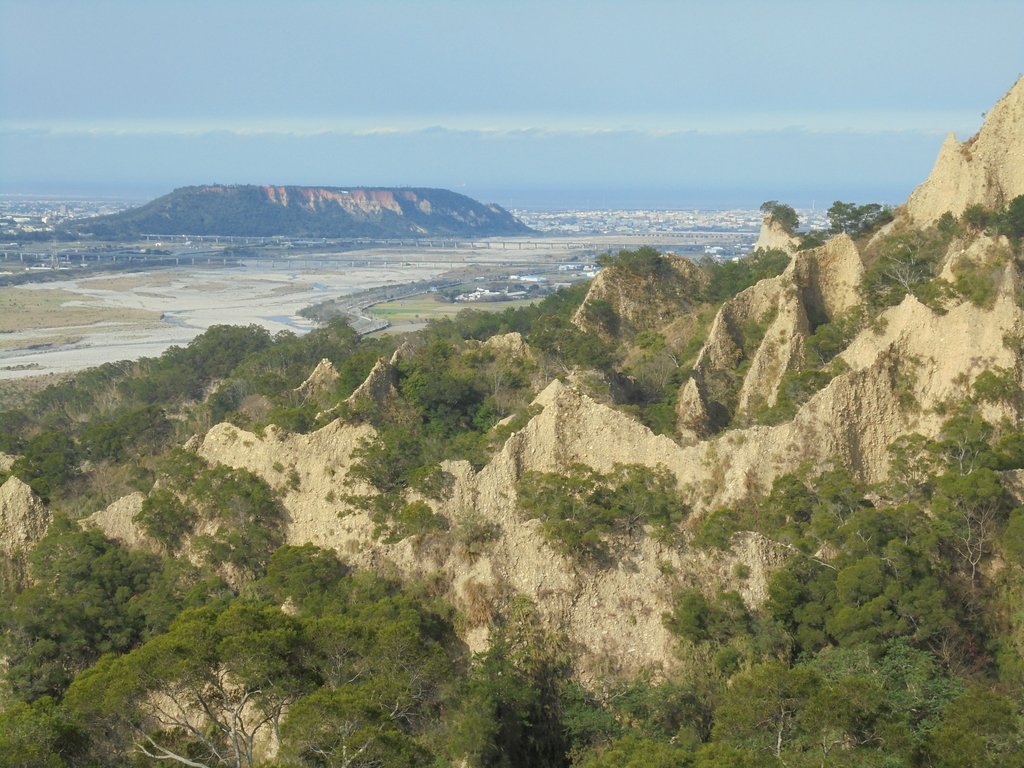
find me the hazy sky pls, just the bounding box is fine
[1,0,1022,208]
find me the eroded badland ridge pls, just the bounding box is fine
[904,77,1024,224]
[3,78,1024,765]
[75,77,1024,671]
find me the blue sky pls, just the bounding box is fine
[1,0,1022,208]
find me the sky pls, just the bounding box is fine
[1,0,1022,209]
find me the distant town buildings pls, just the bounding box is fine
[2,198,830,240]
[0,197,136,235]
[455,287,531,302]
[513,207,828,236]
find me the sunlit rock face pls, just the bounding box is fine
[903,77,1024,225]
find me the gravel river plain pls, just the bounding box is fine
[0,260,449,382]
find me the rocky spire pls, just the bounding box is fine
[903,77,1024,224]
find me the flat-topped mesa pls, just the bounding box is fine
[903,77,1024,225]
[71,185,534,239]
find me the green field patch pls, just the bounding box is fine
[369,294,540,327]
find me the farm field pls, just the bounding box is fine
[368,294,540,334]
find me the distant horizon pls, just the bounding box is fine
[3,1,1020,219]
[0,125,953,212]
[0,181,912,214]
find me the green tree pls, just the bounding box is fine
[937,210,961,238]
[3,519,164,701]
[691,507,743,551]
[961,204,993,232]
[1003,507,1024,566]
[932,468,1008,583]
[581,297,620,337]
[702,248,790,304]
[603,463,687,542]
[577,735,693,768]
[281,685,429,768]
[766,559,835,654]
[759,200,799,234]
[189,465,286,575]
[0,698,87,768]
[257,544,350,613]
[67,602,314,768]
[826,556,896,646]
[596,245,675,277]
[598,676,713,746]
[446,606,570,768]
[527,314,614,369]
[79,404,171,462]
[517,463,686,561]
[10,430,78,501]
[828,201,893,237]
[694,743,774,768]
[133,489,197,551]
[800,675,909,762]
[517,464,611,561]
[399,339,486,437]
[862,229,943,307]
[809,639,962,741]
[713,662,820,759]
[923,687,1024,768]
[1001,194,1024,242]
[664,589,713,643]
[663,589,749,646]
[348,425,428,495]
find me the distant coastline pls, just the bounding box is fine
[0,184,910,214]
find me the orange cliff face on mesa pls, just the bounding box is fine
[347,189,403,214]
[260,185,405,214]
[261,185,289,206]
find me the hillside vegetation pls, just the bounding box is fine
[3,79,1024,768]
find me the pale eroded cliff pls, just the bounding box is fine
[754,216,800,254]
[0,476,50,589]
[903,77,1024,225]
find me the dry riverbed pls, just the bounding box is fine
[0,261,447,381]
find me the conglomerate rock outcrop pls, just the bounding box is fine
[679,233,865,431]
[903,76,1024,225]
[181,228,1024,673]
[0,476,50,590]
[59,78,1024,682]
[295,358,341,400]
[573,253,708,339]
[753,216,800,254]
[84,492,151,551]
